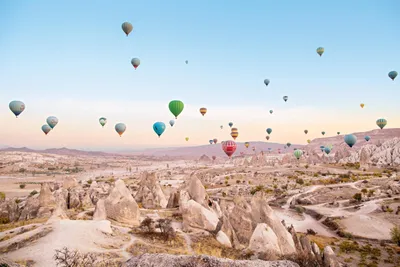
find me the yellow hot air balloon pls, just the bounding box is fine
[307,139,311,144]
[185,137,189,141]
[231,127,238,133]
[360,103,364,108]
[245,142,250,148]
[231,131,238,140]
[199,107,207,116]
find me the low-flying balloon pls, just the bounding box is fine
[9,100,25,118]
[376,118,387,129]
[185,137,189,141]
[121,22,133,36]
[266,136,270,140]
[321,131,325,135]
[209,140,213,145]
[388,71,398,81]
[344,134,357,148]
[131,58,140,69]
[169,100,184,119]
[324,147,331,155]
[222,140,237,158]
[231,131,238,140]
[153,122,166,137]
[99,117,107,127]
[286,142,291,147]
[115,123,126,137]
[304,129,308,134]
[264,79,270,86]
[307,139,311,144]
[294,149,303,160]
[46,116,58,129]
[316,47,324,57]
[337,132,340,135]
[266,128,272,135]
[213,138,218,144]
[283,96,288,102]
[199,107,207,116]
[245,142,250,148]
[364,136,370,142]
[169,120,175,127]
[41,124,51,135]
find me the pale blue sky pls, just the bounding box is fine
[0,1,399,150]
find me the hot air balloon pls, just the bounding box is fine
[321,131,325,135]
[169,120,175,127]
[169,100,184,119]
[266,136,270,140]
[360,103,364,108]
[212,156,216,161]
[185,60,188,64]
[264,79,270,86]
[324,147,331,155]
[283,96,288,102]
[320,145,325,152]
[199,107,207,116]
[99,117,107,127]
[266,128,272,135]
[245,142,250,148]
[46,116,58,129]
[229,122,233,128]
[9,101,25,118]
[388,71,398,81]
[220,125,223,129]
[115,123,126,137]
[131,58,140,69]
[185,137,189,141]
[344,134,357,148]
[209,140,213,145]
[316,47,324,56]
[337,132,340,135]
[213,138,218,144]
[121,22,133,36]
[222,140,237,158]
[294,149,303,160]
[307,139,311,144]
[231,127,238,133]
[376,118,387,129]
[231,131,238,140]
[269,110,273,114]
[364,136,370,142]
[153,122,166,137]
[41,124,51,135]
[286,142,291,147]
[304,130,308,134]
[252,146,256,152]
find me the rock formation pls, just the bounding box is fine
[135,172,168,209]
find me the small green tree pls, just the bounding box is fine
[390,225,400,246]
[353,193,362,202]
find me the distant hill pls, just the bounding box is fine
[0,147,115,157]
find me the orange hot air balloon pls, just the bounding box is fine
[199,107,207,116]
[231,131,238,140]
[360,103,364,108]
[222,140,237,158]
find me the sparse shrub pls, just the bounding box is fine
[390,225,400,246]
[296,178,304,185]
[0,217,10,224]
[339,240,359,253]
[367,189,375,197]
[236,180,240,184]
[53,247,120,266]
[313,173,319,177]
[30,190,38,197]
[156,218,175,240]
[307,229,317,235]
[250,185,265,195]
[353,193,362,202]
[361,188,368,194]
[19,184,26,189]
[222,192,227,197]
[295,206,305,214]
[0,192,5,201]
[87,179,93,185]
[18,168,26,173]
[139,217,155,233]
[304,164,309,169]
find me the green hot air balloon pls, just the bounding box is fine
[344,134,357,148]
[337,132,340,135]
[321,131,325,135]
[269,110,273,114]
[376,118,387,129]
[324,147,331,155]
[9,100,25,118]
[266,128,272,135]
[99,117,107,127]
[294,149,303,160]
[388,71,398,81]
[264,79,270,86]
[286,142,291,147]
[316,47,324,56]
[121,22,133,36]
[46,116,58,129]
[304,129,308,134]
[115,123,126,137]
[169,100,184,119]
[41,124,51,135]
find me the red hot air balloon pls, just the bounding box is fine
[222,140,237,158]
[213,138,218,144]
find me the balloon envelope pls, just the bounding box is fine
[344,134,357,148]
[269,110,273,114]
[360,103,364,108]
[316,47,324,56]
[294,149,303,160]
[324,147,331,154]
[121,22,133,36]
[169,120,175,127]
[264,79,270,86]
[169,100,184,119]
[199,107,207,116]
[364,136,370,142]
[9,100,25,117]
[41,124,51,135]
[245,142,249,148]
[266,128,272,134]
[131,58,140,69]
[153,122,166,137]
[213,138,218,144]
[99,117,107,127]
[376,118,387,129]
[222,140,237,158]
[115,123,126,136]
[46,116,58,129]
[304,130,308,134]
[388,71,398,81]
[286,143,291,147]
[209,140,213,145]
[283,96,288,102]
[228,122,233,128]
[321,131,325,135]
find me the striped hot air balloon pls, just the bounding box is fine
[199,107,207,116]
[222,140,237,158]
[231,131,238,140]
[376,118,387,129]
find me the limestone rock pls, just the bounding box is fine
[323,246,340,267]
[135,172,167,209]
[216,230,232,248]
[248,223,281,256]
[181,200,219,232]
[166,189,180,208]
[93,199,107,220]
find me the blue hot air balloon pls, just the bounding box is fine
[266,128,272,135]
[153,122,166,137]
[344,134,357,148]
[364,136,370,142]
[9,100,25,118]
[46,116,58,129]
[209,140,213,145]
[324,147,331,154]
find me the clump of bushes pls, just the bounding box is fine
[19,184,26,189]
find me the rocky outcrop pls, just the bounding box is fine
[187,174,209,207]
[37,183,56,218]
[180,200,219,231]
[248,223,281,256]
[166,189,180,208]
[0,198,19,223]
[135,172,167,209]
[323,246,340,267]
[124,254,300,267]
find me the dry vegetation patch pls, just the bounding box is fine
[0,218,48,232]
[191,236,251,260]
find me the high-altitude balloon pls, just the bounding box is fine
[344,134,357,148]
[209,140,213,145]
[269,110,273,114]
[46,116,58,129]
[185,60,188,64]
[231,131,238,140]
[169,120,175,127]
[388,71,398,81]
[115,123,126,137]
[337,132,340,135]
[307,139,311,144]
[321,131,325,135]
[9,100,25,118]
[220,125,223,129]
[213,138,218,144]
[266,128,272,135]
[266,136,270,140]
[121,22,133,36]
[294,150,303,160]
[286,142,291,147]
[364,136,370,142]
[228,122,233,128]
[283,96,288,102]
[324,147,331,155]
[99,117,107,127]
[222,140,237,158]
[245,142,250,148]
[185,137,189,141]
[360,103,364,108]
[231,127,238,133]
[131,58,140,69]
[304,130,308,134]
[41,124,51,135]
[169,100,184,119]
[264,79,270,86]
[376,118,387,129]
[199,107,207,116]
[153,122,166,137]
[316,47,324,56]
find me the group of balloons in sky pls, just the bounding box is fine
[6,22,397,160]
